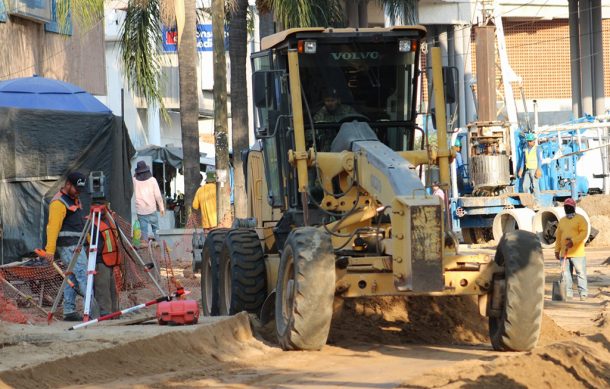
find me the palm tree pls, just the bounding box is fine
[229,0,250,219]
[176,0,201,220]
[213,0,232,226]
[62,1,200,219]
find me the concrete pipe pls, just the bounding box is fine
[532,207,591,249]
[492,208,536,242]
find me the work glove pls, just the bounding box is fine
[554,251,560,260]
[35,248,55,263]
[565,238,574,249]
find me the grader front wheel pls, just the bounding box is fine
[218,229,267,316]
[275,227,335,351]
[200,228,229,316]
[489,230,544,351]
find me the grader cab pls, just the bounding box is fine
[196,26,544,352]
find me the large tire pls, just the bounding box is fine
[218,229,267,315]
[489,230,544,351]
[200,228,229,316]
[275,227,335,351]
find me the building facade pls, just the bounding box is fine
[0,0,106,94]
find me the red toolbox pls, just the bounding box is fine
[156,300,199,325]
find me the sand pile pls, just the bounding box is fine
[578,195,610,247]
[589,215,610,247]
[399,327,610,388]
[0,313,270,389]
[538,313,574,346]
[328,296,489,346]
[327,296,573,348]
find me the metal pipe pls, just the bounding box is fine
[591,0,608,194]
[533,100,539,131]
[579,0,593,115]
[454,25,467,128]
[569,0,582,118]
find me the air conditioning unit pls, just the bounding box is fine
[8,0,52,24]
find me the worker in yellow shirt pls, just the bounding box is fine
[43,172,98,321]
[554,197,589,301]
[192,172,217,231]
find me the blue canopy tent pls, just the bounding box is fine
[0,76,134,263]
[0,75,112,113]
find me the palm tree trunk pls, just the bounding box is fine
[178,0,201,220]
[229,0,249,219]
[259,10,274,39]
[212,0,232,227]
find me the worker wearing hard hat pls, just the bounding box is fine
[554,198,589,300]
[518,133,542,199]
[192,172,218,230]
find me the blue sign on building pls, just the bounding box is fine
[162,24,228,52]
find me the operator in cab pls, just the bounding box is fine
[314,88,357,122]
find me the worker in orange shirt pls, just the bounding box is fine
[192,172,217,231]
[554,198,589,301]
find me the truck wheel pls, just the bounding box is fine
[218,229,267,315]
[489,230,544,351]
[275,227,335,350]
[201,228,229,316]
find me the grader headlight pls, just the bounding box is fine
[298,40,317,54]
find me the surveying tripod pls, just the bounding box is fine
[48,202,166,322]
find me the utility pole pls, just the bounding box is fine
[212,0,232,226]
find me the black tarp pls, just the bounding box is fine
[136,145,215,169]
[0,107,135,263]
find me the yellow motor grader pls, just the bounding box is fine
[194,26,544,352]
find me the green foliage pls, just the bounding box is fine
[119,1,167,119]
[69,0,104,30]
[263,0,344,28]
[377,0,418,25]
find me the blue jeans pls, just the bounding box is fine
[561,256,588,298]
[138,212,159,241]
[58,245,95,315]
[522,169,540,198]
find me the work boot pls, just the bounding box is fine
[63,312,83,322]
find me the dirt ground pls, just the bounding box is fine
[1,246,610,388]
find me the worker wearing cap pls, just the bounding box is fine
[518,133,542,199]
[133,161,165,246]
[554,198,589,300]
[453,139,466,190]
[314,88,357,123]
[453,139,464,169]
[192,172,217,230]
[43,172,97,321]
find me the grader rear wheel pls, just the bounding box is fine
[200,228,229,316]
[218,229,267,315]
[275,227,335,351]
[489,230,544,351]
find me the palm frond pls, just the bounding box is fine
[68,0,105,33]
[379,0,419,25]
[270,0,344,29]
[119,1,167,117]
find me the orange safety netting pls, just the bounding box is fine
[0,214,201,325]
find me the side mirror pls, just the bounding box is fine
[253,71,275,109]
